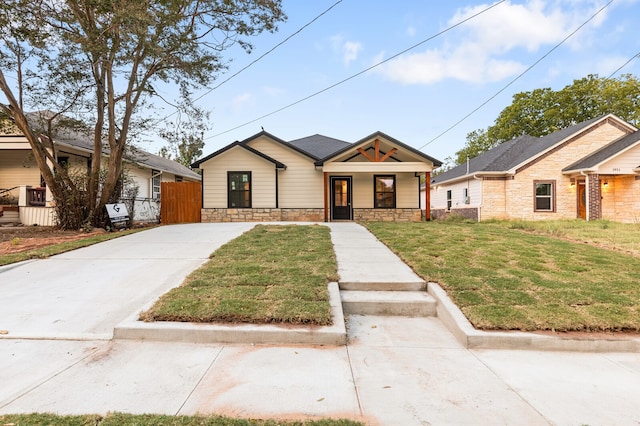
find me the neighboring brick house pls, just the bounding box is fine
[425,114,640,223]
[192,130,441,222]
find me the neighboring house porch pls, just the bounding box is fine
[0,113,200,226]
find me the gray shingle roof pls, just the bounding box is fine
[287,134,352,160]
[563,130,640,171]
[24,111,200,180]
[432,116,605,184]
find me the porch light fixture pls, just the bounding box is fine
[603,181,609,187]
[570,178,575,187]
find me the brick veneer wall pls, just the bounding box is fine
[587,174,602,221]
[431,207,479,221]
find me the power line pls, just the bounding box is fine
[193,0,344,102]
[607,51,640,78]
[207,0,508,140]
[417,0,614,151]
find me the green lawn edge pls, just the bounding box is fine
[366,220,640,332]
[141,225,338,326]
[0,412,364,426]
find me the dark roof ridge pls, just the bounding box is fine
[191,139,286,169]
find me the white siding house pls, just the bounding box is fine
[0,113,200,225]
[193,131,441,222]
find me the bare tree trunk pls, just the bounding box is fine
[0,69,62,203]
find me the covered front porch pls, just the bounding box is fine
[565,173,640,222]
[318,135,438,223]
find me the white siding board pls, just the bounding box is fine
[351,174,372,208]
[0,150,41,199]
[429,179,480,210]
[396,173,420,208]
[200,146,276,208]
[247,137,323,208]
[598,144,640,174]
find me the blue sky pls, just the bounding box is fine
[101,1,640,163]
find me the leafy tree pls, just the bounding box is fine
[454,74,640,165]
[0,0,285,229]
[158,90,209,169]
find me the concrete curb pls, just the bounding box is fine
[113,282,346,346]
[0,332,112,341]
[428,282,640,353]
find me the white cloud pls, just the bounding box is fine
[231,92,254,111]
[263,86,285,97]
[331,34,363,67]
[343,41,363,67]
[376,0,610,85]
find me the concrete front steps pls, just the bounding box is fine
[339,281,436,317]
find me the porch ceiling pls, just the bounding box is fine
[321,162,431,173]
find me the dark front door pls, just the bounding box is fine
[331,177,352,220]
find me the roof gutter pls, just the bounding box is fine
[434,171,512,186]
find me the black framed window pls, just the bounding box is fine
[228,171,251,208]
[446,190,452,210]
[374,175,396,208]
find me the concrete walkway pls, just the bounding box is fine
[1,223,640,425]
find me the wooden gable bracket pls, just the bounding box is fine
[357,139,398,162]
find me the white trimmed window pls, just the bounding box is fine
[534,181,555,212]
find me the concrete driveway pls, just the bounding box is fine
[0,223,255,339]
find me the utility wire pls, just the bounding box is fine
[193,0,343,102]
[417,0,614,151]
[207,0,508,140]
[607,51,640,78]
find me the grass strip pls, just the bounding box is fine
[0,413,363,425]
[0,229,144,267]
[366,220,640,332]
[141,225,338,326]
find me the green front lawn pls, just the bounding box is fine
[366,220,640,332]
[141,225,338,326]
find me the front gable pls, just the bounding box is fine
[319,132,441,173]
[513,115,635,175]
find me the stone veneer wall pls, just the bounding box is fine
[353,208,421,222]
[430,207,479,221]
[202,208,423,222]
[601,176,640,223]
[201,208,324,222]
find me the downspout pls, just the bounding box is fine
[472,172,514,222]
[275,167,279,208]
[323,172,329,222]
[472,174,483,222]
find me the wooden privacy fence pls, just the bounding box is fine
[160,181,202,224]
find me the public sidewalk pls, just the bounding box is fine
[1,223,639,425]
